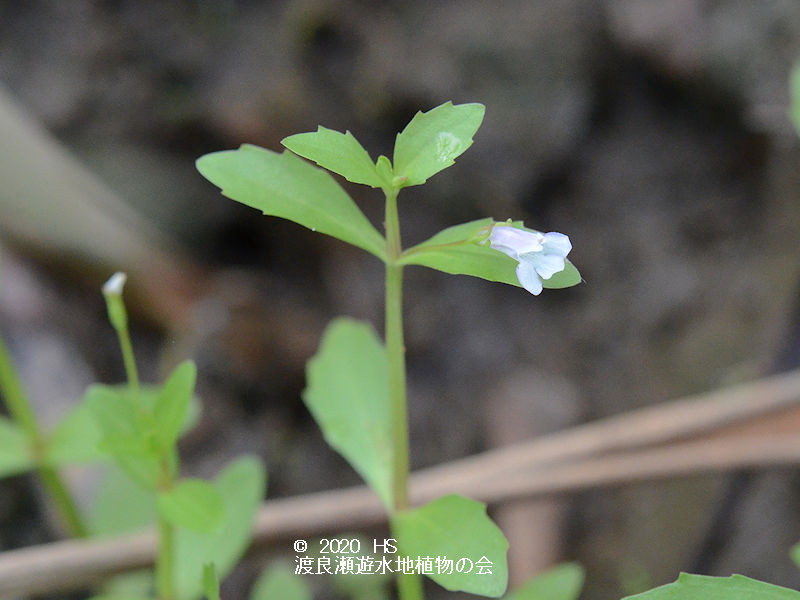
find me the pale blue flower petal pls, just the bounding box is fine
[530,253,566,279]
[542,232,572,256]
[489,226,543,258]
[516,261,544,295]
[489,240,518,260]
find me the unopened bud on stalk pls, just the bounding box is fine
[102,271,129,333]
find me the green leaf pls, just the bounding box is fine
[392,494,509,598]
[86,384,159,439]
[791,541,800,568]
[101,440,162,491]
[86,385,162,490]
[622,573,800,599]
[303,318,392,509]
[173,455,266,600]
[790,62,800,137]
[88,569,153,600]
[158,478,224,533]
[250,563,312,600]
[504,563,584,600]
[45,397,107,466]
[282,127,383,188]
[152,361,197,450]
[0,415,33,476]
[393,102,485,186]
[540,261,581,289]
[196,145,386,260]
[376,155,394,187]
[202,563,220,600]
[89,465,157,537]
[400,219,581,290]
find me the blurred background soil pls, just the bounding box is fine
[3,1,800,598]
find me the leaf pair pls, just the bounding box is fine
[87,361,196,490]
[87,362,230,538]
[281,101,485,188]
[195,102,485,263]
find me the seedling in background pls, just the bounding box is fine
[86,272,266,600]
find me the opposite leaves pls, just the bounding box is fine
[282,101,485,190]
[87,360,197,490]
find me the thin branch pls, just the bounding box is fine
[474,435,800,505]
[3,370,800,597]
[410,368,800,494]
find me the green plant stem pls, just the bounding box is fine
[37,465,89,537]
[385,188,409,512]
[107,282,176,597]
[0,333,88,538]
[397,568,425,600]
[156,512,176,600]
[0,332,38,438]
[116,322,140,394]
[156,456,177,600]
[384,186,423,600]
[103,275,140,393]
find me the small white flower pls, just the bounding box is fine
[489,225,572,295]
